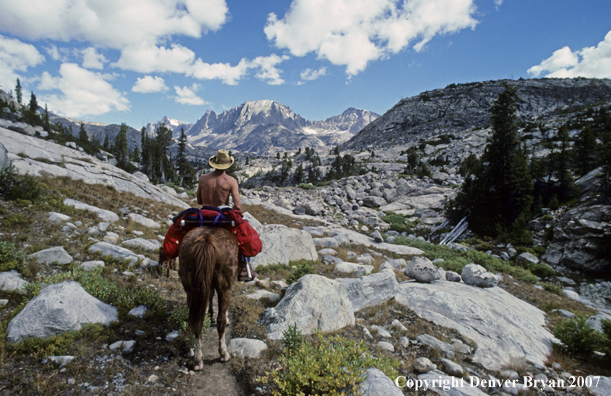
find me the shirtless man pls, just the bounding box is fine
[197,149,242,211]
[197,149,255,281]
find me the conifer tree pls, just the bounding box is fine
[575,124,597,176]
[78,122,88,142]
[446,83,533,237]
[43,104,50,132]
[140,127,151,176]
[15,79,22,105]
[114,123,129,169]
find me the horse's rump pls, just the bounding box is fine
[178,226,239,337]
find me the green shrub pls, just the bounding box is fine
[282,323,303,356]
[0,165,42,201]
[2,213,29,227]
[298,183,316,190]
[0,241,23,272]
[542,282,563,295]
[286,261,316,285]
[260,331,400,396]
[527,263,555,278]
[554,317,605,356]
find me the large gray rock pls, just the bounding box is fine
[227,338,268,359]
[395,281,556,371]
[359,368,403,396]
[417,334,455,359]
[63,198,120,222]
[250,224,317,268]
[405,256,440,283]
[122,238,161,252]
[516,252,539,266]
[0,270,30,293]
[588,376,611,396]
[260,275,355,340]
[334,262,373,276]
[0,142,9,169]
[585,312,611,333]
[127,213,160,229]
[337,270,399,312]
[362,196,388,208]
[7,281,118,343]
[88,242,139,265]
[461,264,498,288]
[27,246,73,265]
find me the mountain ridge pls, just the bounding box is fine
[343,77,611,150]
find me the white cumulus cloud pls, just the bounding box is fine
[0,34,45,90]
[174,84,206,105]
[38,63,130,117]
[300,67,327,81]
[0,0,229,49]
[81,47,107,69]
[264,0,478,76]
[115,44,289,85]
[132,75,168,93]
[248,54,290,85]
[528,31,611,78]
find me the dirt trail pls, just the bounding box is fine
[186,310,247,395]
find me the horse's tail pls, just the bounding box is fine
[189,236,216,337]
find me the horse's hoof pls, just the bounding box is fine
[194,362,204,371]
[220,354,231,362]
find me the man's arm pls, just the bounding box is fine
[230,178,242,211]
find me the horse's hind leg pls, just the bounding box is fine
[208,288,215,325]
[217,288,231,362]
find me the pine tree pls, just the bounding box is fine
[114,123,129,169]
[294,163,305,184]
[43,104,50,132]
[15,79,22,105]
[28,91,37,113]
[575,124,597,176]
[103,134,109,150]
[140,127,151,175]
[446,83,533,237]
[78,122,88,142]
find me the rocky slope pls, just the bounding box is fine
[344,78,611,150]
[1,127,610,395]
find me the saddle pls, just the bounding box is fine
[162,206,262,259]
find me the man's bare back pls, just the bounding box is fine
[197,169,242,211]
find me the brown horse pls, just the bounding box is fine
[178,226,239,369]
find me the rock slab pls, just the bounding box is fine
[260,274,354,340]
[7,281,118,343]
[395,281,556,371]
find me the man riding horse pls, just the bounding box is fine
[198,149,256,282]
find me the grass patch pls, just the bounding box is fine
[393,236,538,281]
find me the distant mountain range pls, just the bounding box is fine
[145,100,379,154]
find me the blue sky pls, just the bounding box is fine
[0,0,610,129]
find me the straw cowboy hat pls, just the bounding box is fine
[209,149,234,170]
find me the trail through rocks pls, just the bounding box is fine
[186,310,247,395]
